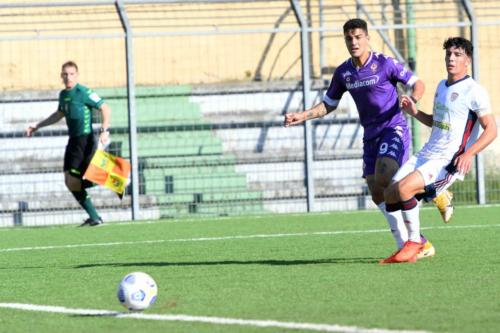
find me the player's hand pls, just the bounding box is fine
[284,112,307,127]
[400,95,418,117]
[26,125,38,137]
[98,131,111,150]
[454,152,474,175]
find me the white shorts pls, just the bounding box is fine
[393,155,463,194]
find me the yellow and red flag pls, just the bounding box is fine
[83,150,130,198]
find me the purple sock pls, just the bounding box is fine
[420,234,427,244]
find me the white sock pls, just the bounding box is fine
[378,202,408,249]
[402,203,421,242]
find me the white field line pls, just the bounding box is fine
[0,204,498,232]
[0,229,388,252]
[0,302,431,333]
[89,203,500,227]
[0,223,499,253]
[110,203,500,225]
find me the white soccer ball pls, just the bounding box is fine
[117,272,158,311]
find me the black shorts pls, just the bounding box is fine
[64,134,97,178]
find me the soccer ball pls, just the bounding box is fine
[117,272,158,311]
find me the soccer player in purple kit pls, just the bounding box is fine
[284,18,452,259]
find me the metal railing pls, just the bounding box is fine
[0,0,498,226]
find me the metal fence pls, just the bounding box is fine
[1,0,499,226]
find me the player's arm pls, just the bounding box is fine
[283,101,336,127]
[407,77,425,103]
[391,59,425,104]
[98,103,111,131]
[97,103,111,145]
[399,95,433,127]
[284,70,342,128]
[85,88,111,146]
[454,114,497,175]
[26,110,65,137]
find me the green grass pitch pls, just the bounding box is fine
[0,205,499,333]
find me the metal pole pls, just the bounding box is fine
[462,0,485,204]
[357,0,406,63]
[115,0,140,219]
[290,0,315,212]
[406,0,420,153]
[319,0,325,77]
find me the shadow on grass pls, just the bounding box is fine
[71,313,122,318]
[74,257,379,269]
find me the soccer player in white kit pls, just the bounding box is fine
[380,37,498,264]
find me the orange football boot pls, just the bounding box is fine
[393,241,424,262]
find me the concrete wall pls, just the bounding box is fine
[1,1,499,120]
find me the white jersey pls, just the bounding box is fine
[417,75,491,161]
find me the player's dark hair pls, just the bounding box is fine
[343,18,368,35]
[62,61,78,72]
[443,37,473,57]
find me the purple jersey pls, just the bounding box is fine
[324,52,414,140]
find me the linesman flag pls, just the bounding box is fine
[84,150,131,198]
